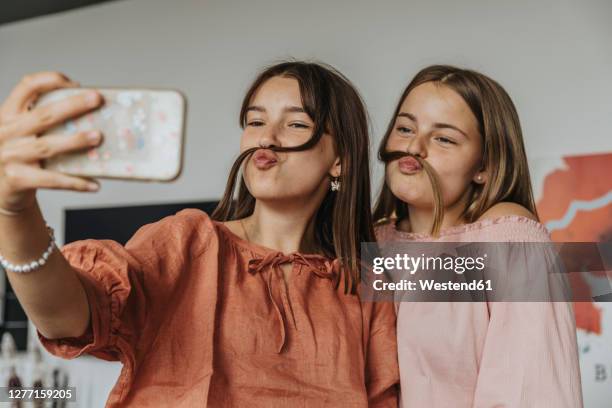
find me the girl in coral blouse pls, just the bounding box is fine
[0,62,399,407]
[372,65,582,407]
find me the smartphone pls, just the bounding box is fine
[36,88,186,182]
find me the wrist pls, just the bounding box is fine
[0,196,37,217]
[0,224,56,273]
[0,206,25,216]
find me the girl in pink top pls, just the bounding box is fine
[372,65,582,407]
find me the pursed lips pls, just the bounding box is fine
[252,149,278,170]
[398,156,422,174]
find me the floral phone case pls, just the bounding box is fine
[36,88,186,181]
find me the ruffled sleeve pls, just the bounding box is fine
[471,217,583,407]
[37,209,214,367]
[364,300,400,407]
[470,215,552,243]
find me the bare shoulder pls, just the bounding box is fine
[477,202,538,221]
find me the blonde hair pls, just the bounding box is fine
[373,65,538,234]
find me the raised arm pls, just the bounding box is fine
[0,72,104,339]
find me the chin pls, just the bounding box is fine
[246,181,280,197]
[390,184,430,206]
[253,185,325,206]
[245,179,291,199]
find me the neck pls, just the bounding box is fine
[242,199,319,254]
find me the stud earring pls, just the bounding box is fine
[331,177,341,192]
[476,175,484,183]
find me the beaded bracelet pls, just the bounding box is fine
[0,225,56,273]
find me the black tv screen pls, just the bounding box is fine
[64,200,219,245]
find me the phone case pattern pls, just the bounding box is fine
[38,89,184,181]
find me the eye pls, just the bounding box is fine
[396,126,414,135]
[289,122,310,129]
[434,136,456,145]
[247,120,265,127]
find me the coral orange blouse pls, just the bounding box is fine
[38,209,399,407]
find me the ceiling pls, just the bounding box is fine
[0,0,121,26]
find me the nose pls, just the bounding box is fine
[406,133,427,158]
[259,124,281,149]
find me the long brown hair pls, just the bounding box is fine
[373,65,539,234]
[212,61,374,294]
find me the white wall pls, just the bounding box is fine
[1,0,611,237]
[1,0,611,406]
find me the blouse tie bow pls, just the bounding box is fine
[247,252,341,353]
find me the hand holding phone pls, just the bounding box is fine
[0,72,105,214]
[37,88,186,182]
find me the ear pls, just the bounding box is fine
[329,156,341,178]
[473,169,488,185]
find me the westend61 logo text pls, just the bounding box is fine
[370,253,493,293]
[372,253,488,275]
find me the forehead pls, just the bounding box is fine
[400,82,477,129]
[250,76,302,106]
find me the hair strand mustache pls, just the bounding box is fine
[380,150,444,236]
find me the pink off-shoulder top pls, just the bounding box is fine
[376,215,583,408]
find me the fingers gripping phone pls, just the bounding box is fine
[36,88,186,182]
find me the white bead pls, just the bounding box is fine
[0,224,55,273]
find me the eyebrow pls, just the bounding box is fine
[397,111,469,139]
[246,105,306,114]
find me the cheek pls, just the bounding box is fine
[245,150,332,199]
[385,163,429,203]
[429,144,480,179]
[303,134,336,177]
[385,152,478,207]
[243,133,336,199]
[427,148,481,200]
[385,135,407,151]
[239,129,257,152]
[288,148,332,182]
